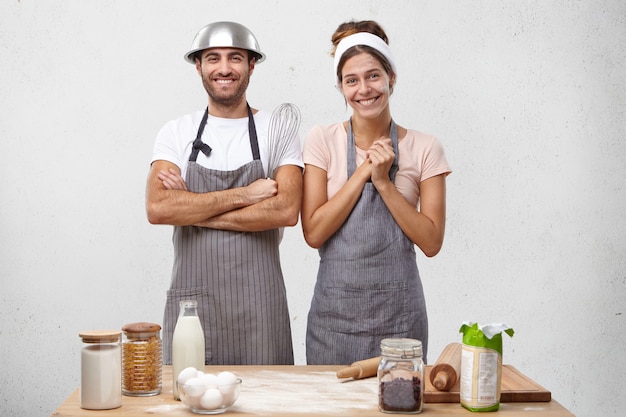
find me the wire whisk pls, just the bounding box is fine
[267,103,301,178]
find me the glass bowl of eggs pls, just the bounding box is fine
[178,367,242,414]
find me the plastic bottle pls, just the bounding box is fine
[172,300,205,400]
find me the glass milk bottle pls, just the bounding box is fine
[172,300,205,400]
[79,330,122,410]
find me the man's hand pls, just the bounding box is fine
[158,168,188,191]
[244,178,278,205]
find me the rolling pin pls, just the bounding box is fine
[336,356,381,380]
[430,342,462,391]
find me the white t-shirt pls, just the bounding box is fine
[151,109,303,179]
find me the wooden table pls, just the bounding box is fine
[51,365,576,416]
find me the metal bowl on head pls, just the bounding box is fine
[184,21,265,64]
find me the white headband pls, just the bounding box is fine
[333,32,397,85]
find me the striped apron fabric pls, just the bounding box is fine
[306,119,428,365]
[162,106,294,366]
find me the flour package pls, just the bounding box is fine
[459,322,514,412]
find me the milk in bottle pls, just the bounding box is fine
[172,300,205,400]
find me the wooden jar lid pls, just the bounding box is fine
[122,322,161,335]
[79,330,122,343]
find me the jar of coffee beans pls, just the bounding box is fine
[378,338,424,414]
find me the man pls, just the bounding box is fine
[146,21,303,365]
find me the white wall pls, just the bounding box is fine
[1,1,624,416]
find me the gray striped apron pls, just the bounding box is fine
[306,119,428,365]
[162,105,294,365]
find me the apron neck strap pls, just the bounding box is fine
[190,107,211,161]
[189,104,260,162]
[247,104,260,160]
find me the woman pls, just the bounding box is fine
[302,20,451,365]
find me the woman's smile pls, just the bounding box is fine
[357,96,379,106]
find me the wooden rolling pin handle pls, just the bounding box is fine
[336,365,360,379]
[429,342,462,391]
[432,365,453,390]
[336,356,381,380]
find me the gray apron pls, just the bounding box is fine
[306,119,428,365]
[162,105,294,365]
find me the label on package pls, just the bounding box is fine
[460,345,502,409]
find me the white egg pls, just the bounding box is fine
[217,371,239,395]
[183,377,208,398]
[199,388,223,410]
[183,393,201,409]
[220,390,236,405]
[216,371,237,385]
[177,366,199,385]
[200,373,219,388]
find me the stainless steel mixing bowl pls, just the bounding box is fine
[184,21,265,64]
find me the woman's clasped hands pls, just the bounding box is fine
[362,137,395,185]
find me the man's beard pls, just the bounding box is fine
[202,72,250,108]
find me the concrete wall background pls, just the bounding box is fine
[1,1,624,416]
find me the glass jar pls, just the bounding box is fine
[121,322,162,396]
[79,330,122,410]
[378,338,424,414]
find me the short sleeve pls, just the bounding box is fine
[151,120,185,170]
[420,135,451,181]
[302,125,330,171]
